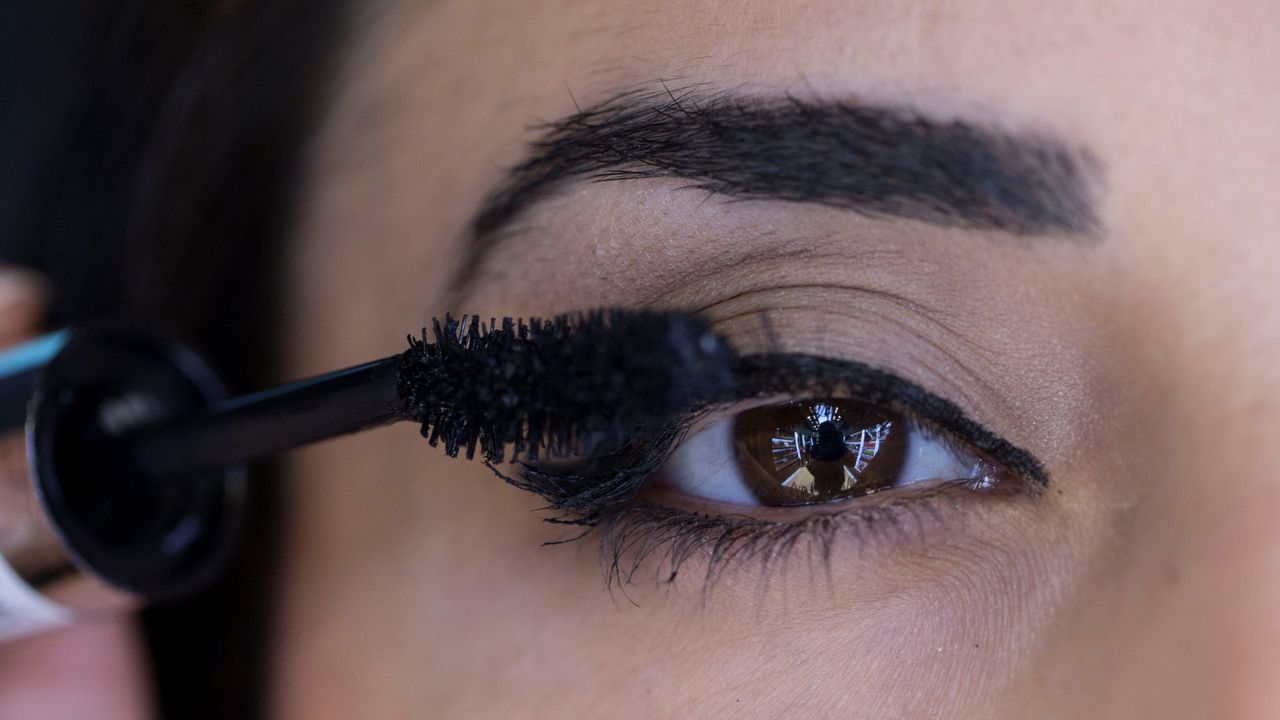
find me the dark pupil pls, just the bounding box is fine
[810,420,849,462]
[732,400,907,505]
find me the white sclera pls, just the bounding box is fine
[659,413,984,507]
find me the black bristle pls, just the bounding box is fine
[396,309,739,463]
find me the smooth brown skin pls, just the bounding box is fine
[267,2,1280,718]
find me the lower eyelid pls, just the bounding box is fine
[641,468,1012,520]
[595,480,1023,588]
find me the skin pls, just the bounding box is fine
[260,1,1279,718]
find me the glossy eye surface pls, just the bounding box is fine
[657,399,1002,507]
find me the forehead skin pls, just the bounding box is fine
[275,2,1280,719]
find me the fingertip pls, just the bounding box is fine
[0,268,50,346]
[0,267,50,309]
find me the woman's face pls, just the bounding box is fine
[271,2,1280,717]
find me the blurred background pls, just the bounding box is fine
[1,1,343,716]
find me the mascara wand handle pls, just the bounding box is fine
[127,355,404,478]
[1,326,247,640]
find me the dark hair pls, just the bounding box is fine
[1,1,343,716]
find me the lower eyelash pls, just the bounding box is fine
[587,482,998,595]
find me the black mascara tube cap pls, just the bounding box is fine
[22,327,245,607]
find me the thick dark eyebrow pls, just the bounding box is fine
[465,85,1099,275]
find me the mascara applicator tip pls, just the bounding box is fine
[400,309,739,463]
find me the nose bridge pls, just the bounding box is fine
[1161,407,1280,688]
[1094,279,1280,718]
[1060,47,1280,711]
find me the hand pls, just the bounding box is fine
[0,268,155,719]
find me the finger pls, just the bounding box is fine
[0,268,49,348]
[0,616,156,720]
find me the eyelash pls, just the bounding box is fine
[489,352,1047,587]
[594,486,975,592]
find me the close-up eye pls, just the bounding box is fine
[656,398,1005,508]
[11,0,1275,716]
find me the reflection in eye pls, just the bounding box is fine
[657,399,1001,507]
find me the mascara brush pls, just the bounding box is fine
[0,309,737,642]
[130,311,738,477]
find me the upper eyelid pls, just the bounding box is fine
[661,274,1014,414]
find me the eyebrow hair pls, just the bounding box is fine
[465,85,1099,275]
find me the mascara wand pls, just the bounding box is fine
[0,310,737,642]
[129,312,737,477]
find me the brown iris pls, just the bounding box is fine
[732,400,908,505]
